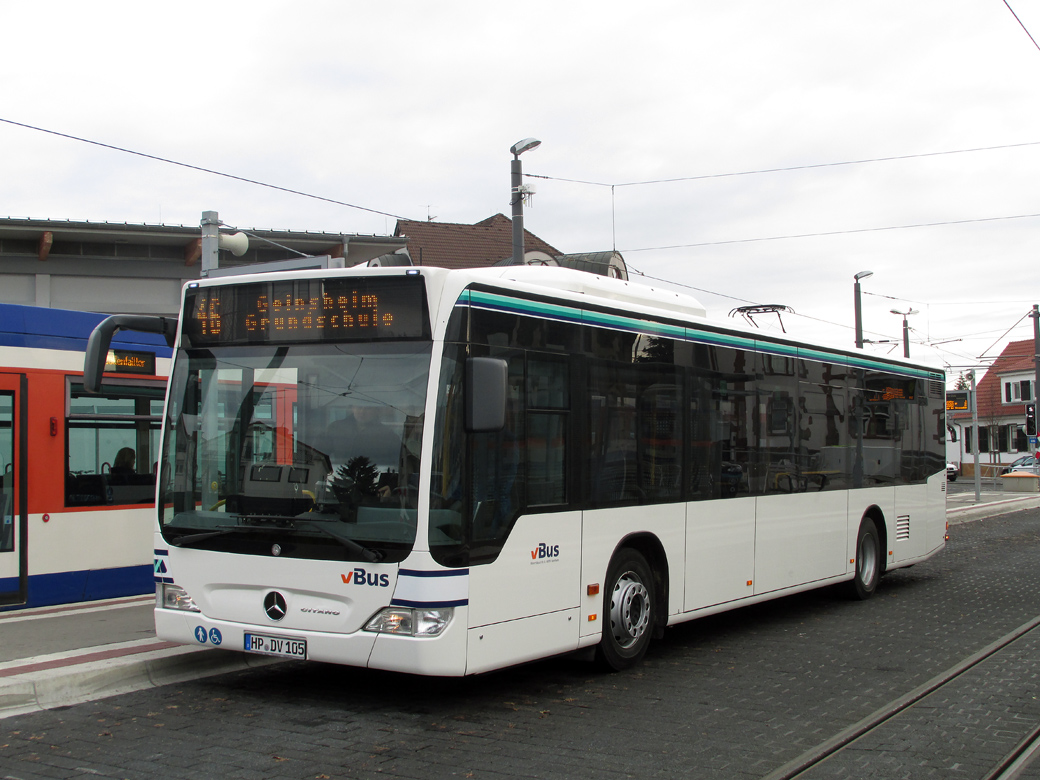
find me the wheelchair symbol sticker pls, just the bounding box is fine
[208,628,222,646]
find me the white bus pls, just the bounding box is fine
[85,265,947,674]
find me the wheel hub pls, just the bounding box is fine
[610,572,650,649]
[859,535,877,584]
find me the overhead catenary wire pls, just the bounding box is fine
[625,259,1031,369]
[625,261,901,341]
[977,309,1033,360]
[619,212,1040,253]
[526,139,1040,189]
[4,116,1033,369]
[865,291,1039,307]
[0,117,414,222]
[1002,0,1040,54]
[7,116,1040,257]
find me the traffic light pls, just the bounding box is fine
[1027,404,1037,436]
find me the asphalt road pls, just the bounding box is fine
[4,507,1040,780]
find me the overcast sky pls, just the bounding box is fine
[4,0,1040,383]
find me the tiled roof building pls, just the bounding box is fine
[950,339,1036,464]
[394,214,560,270]
[951,340,1033,424]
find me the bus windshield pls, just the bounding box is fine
[159,342,431,563]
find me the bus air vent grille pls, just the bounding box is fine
[896,514,911,541]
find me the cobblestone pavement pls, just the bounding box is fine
[3,508,1040,780]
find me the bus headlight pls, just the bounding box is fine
[364,607,453,636]
[159,583,200,612]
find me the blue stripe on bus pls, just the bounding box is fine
[389,598,469,608]
[463,289,938,380]
[0,564,153,611]
[0,303,172,357]
[154,549,168,556]
[398,568,469,578]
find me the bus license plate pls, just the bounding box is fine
[244,633,307,659]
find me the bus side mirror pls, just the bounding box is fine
[83,314,178,394]
[465,357,507,432]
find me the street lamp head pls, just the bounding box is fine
[854,270,873,281]
[890,308,919,317]
[510,137,542,157]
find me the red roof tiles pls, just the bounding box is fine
[951,339,1034,421]
[394,214,560,270]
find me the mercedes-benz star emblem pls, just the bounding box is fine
[264,591,287,621]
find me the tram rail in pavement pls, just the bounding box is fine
[2,491,1039,720]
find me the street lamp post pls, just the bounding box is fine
[853,271,873,349]
[890,308,919,358]
[510,138,541,265]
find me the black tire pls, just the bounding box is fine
[595,548,655,671]
[848,517,881,600]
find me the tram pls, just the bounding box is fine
[0,303,171,609]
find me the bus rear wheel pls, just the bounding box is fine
[596,548,654,671]
[848,517,880,600]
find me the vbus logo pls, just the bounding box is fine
[530,543,560,562]
[341,568,390,587]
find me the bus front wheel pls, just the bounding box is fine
[596,548,654,671]
[848,517,880,600]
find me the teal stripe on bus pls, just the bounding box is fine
[462,289,938,380]
[469,290,583,324]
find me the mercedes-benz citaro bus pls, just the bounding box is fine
[83,264,947,675]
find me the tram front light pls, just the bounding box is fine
[159,583,200,612]
[364,607,453,636]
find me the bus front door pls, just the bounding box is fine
[0,373,27,607]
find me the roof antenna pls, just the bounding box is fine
[729,304,794,333]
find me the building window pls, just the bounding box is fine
[1004,379,1033,404]
[1016,425,1029,453]
[965,426,990,454]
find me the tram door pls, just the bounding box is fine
[0,373,27,607]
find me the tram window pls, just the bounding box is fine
[65,381,164,507]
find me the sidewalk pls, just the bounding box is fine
[0,595,278,720]
[945,486,1040,523]
[2,492,1039,720]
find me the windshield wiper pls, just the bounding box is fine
[169,525,254,548]
[292,518,384,562]
[169,515,384,562]
[168,515,297,547]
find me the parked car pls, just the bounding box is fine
[947,463,958,481]
[1001,454,1039,474]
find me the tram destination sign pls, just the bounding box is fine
[183,275,430,346]
[104,349,156,375]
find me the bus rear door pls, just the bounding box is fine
[0,373,27,607]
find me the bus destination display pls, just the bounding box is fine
[184,276,429,345]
